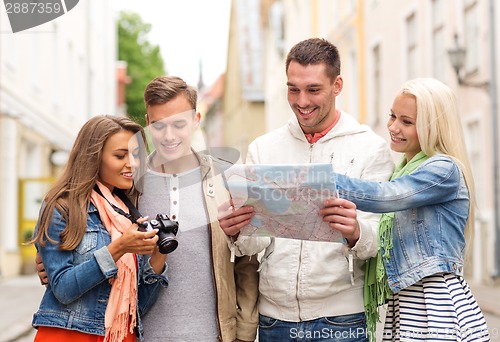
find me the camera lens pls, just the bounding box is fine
[151,213,179,254]
[157,237,178,254]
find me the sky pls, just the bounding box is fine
[114,0,232,88]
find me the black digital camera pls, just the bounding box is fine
[139,213,179,254]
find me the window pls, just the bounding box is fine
[32,35,41,91]
[52,22,61,112]
[466,119,483,206]
[432,0,445,80]
[348,0,356,13]
[406,13,417,79]
[371,44,381,126]
[269,1,285,58]
[349,49,359,119]
[332,0,340,24]
[464,1,479,74]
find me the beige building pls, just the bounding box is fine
[0,1,117,276]
[223,0,499,285]
[220,0,266,160]
[360,0,498,285]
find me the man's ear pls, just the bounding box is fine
[194,112,201,126]
[333,75,343,96]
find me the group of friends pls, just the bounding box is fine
[30,38,491,341]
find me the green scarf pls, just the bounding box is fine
[364,151,429,340]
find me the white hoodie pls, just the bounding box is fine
[233,112,394,322]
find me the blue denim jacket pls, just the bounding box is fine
[335,155,469,292]
[32,203,168,340]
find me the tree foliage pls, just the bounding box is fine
[118,11,165,126]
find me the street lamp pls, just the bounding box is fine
[447,34,489,90]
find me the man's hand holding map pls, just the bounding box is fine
[222,164,344,243]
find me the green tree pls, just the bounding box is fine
[118,11,165,126]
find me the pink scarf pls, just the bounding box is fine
[90,182,137,342]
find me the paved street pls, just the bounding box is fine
[12,315,500,342]
[0,274,44,342]
[485,311,500,340]
[0,274,499,341]
[473,282,500,340]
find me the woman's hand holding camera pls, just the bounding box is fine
[107,218,159,262]
[135,217,168,275]
[35,218,166,285]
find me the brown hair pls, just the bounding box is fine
[31,115,147,250]
[144,75,197,110]
[285,38,341,81]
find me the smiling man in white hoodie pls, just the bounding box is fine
[219,38,394,341]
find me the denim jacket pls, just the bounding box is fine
[32,202,168,340]
[335,154,469,292]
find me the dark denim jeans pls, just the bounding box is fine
[258,312,368,341]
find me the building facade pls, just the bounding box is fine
[360,0,498,284]
[224,0,499,284]
[0,1,117,276]
[220,0,266,160]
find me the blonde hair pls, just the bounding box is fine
[31,115,147,250]
[399,78,475,249]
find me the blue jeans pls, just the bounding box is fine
[258,312,368,341]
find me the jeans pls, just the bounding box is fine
[258,312,368,342]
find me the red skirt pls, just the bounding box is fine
[34,326,136,342]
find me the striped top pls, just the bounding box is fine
[382,273,490,341]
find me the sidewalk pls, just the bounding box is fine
[0,274,498,342]
[470,282,500,317]
[0,273,44,342]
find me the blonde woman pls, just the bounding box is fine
[321,78,490,341]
